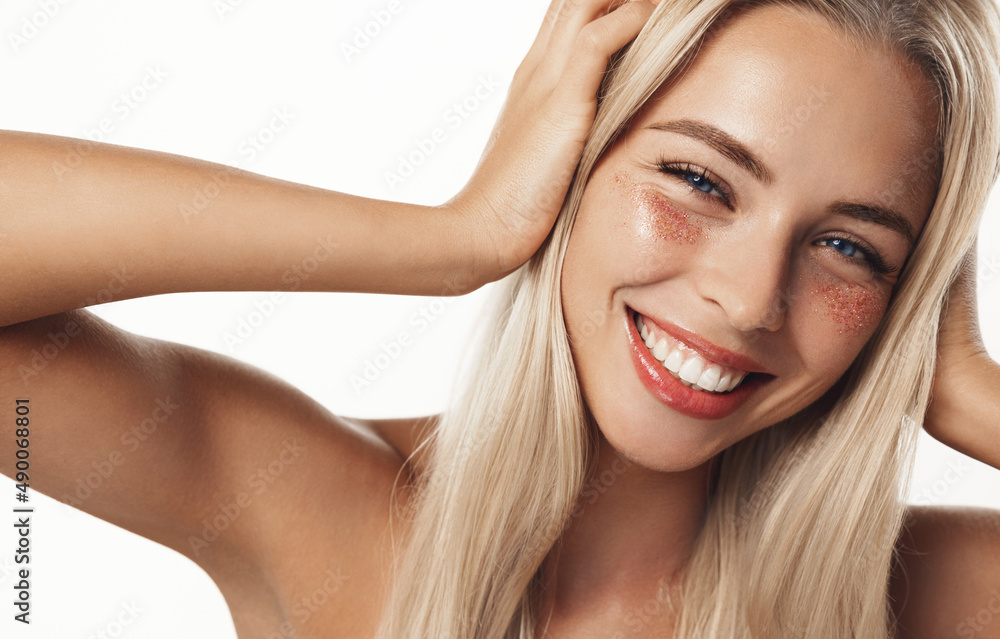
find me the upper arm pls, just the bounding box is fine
[0,310,210,552]
[892,505,1000,639]
[0,309,405,580]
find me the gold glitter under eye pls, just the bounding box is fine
[613,173,705,244]
[813,281,887,334]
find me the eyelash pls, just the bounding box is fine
[655,159,734,209]
[816,235,895,276]
[654,157,896,277]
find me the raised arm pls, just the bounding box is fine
[0,2,660,623]
[0,129,484,328]
[1,1,660,330]
[924,245,1000,471]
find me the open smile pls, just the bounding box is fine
[625,305,772,420]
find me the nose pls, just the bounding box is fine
[695,224,792,334]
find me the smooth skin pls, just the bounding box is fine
[553,3,937,631]
[0,1,998,637]
[552,5,1000,637]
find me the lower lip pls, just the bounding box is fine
[625,306,762,420]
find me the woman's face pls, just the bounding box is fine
[561,3,941,472]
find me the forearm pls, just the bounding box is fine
[0,130,478,327]
[926,353,1000,471]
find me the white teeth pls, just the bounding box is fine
[717,372,733,392]
[633,311,751,394]
[664,349,684,374]
[652,338,669,361]
[696,365,722,392]
[678,357,704,384]
[728,373,745,392]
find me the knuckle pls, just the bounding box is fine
[575,23,606,55]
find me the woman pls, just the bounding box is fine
[1,0,999,637]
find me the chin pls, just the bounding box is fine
[587,394,730,474]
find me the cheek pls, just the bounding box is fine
[811,280,889,335]
[809,278,889,335]
[612,172,705,244]
[780,277,890,402]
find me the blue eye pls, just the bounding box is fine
[686,173,714,194]
[818,235,894,276]
[827,237,858,257]
[655,160,732,208]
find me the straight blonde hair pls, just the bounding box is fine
[375,0,1000,636]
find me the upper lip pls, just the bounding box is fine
[629,306,771,374]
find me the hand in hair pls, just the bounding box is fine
[449,0,659,287]
[924,243,1000,471]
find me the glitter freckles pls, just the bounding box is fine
[814,282,886,333]
[613,173,704,243]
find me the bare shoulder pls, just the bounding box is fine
[167,342,418,633]
[0,309,420,636]
[891,504,1000,639]
[345,412,442,479]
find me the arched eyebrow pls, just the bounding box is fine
[645,117,917,249]
[827,201,916,248]
[647,118,776,185]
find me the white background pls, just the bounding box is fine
[0,0,998,637]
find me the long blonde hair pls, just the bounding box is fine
[375,0,1000,636]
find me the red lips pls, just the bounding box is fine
[625,306,767,420]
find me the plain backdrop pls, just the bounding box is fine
[1,0,998,636]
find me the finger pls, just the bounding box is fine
[549,0,657,108]
[517,0,567,76]
[531,0,633,86]
[515,0,605,95]
[520,0,638,89]
[544,0,621,59]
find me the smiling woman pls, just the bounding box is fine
[562,6,942,468]
[381,1,1000,637]
[0,0,999,638]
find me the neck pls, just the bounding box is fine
[537,431,714,629]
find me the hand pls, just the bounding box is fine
[449,0,658,288]
[935,245,987,364]
[924,243,1000,466]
